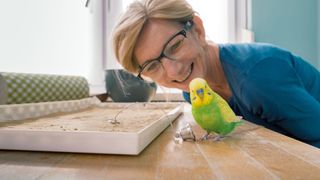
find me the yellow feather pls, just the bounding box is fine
[190,78,238,123]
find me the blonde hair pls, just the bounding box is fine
[112,0,195,74]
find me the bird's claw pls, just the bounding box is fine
[212,135,225,141]
[198,133,210,141]
[198,134,226,141]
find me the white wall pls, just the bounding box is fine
[0,0,105,92]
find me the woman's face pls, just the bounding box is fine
[134,17,209,92]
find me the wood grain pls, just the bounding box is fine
[0,103,319,179]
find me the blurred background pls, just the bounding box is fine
[0,0,319,96]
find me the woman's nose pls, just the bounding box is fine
[161,57,184,78]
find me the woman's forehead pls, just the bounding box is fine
[134,19,181,63]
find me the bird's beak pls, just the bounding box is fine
[196,88,204,100]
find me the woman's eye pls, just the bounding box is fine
[168,39,184,54]
[145,61,160,72]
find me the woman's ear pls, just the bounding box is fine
[192,15,206,45]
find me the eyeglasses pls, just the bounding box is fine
[137,21,193,81]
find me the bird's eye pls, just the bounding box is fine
[192,97,196,101]
[207,92,211,95]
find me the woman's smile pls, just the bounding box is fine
[173,62,194,83]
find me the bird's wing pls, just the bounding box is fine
[215,98,238,123]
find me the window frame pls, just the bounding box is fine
[103,0,252,98]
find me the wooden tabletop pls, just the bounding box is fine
[1,104,320,179]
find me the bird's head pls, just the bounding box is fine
[189,78,213,107]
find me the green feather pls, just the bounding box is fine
[189,78,243,137]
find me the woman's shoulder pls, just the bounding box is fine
[219,43,304,96]
[219,42,283,50]
[219,43,291,60]
[218,43,297,74]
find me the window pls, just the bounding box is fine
[105,0,252,95]
[105,0,252,68]
[121,0,234,43]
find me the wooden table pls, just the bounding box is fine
[1,104,320,179]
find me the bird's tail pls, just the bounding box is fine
[232,116,244,127]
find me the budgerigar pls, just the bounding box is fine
[189,78,243,141]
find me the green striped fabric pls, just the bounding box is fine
[0,72,89,104]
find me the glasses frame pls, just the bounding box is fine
[137,21,193,80]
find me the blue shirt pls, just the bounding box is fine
[183,43,320,148]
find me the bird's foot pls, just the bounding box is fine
[198,133,211,141]
[212,135,225,141]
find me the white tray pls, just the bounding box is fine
[0,102,183,155]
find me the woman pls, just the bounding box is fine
[112,0,320,147]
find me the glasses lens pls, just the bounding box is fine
[141,60,162,76]
[139,29,188,81]
[164,33,186,60]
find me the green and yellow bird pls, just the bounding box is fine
[189,78,243,141]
